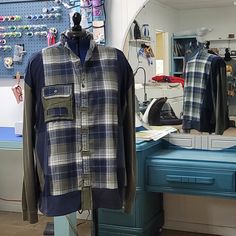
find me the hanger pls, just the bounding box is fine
[204,40,210,49]
[64,12,91,40]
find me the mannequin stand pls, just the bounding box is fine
[54,213,77,236]
[43,213,78,236]
[44,211,98,236]
[43,222,54,235]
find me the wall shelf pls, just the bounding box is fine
[129,39,151,44]
[209,38,236,42]
[173,56,185,60]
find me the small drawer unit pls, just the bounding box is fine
[98,141,164,236]
[146,149,236,198]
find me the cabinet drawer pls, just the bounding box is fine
[146,166,235,193]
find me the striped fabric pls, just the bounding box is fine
[42,40,119,196]
[183,50,216,130]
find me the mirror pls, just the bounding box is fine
[125,0,236,137]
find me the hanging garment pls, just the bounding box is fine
[183,50,228,134]
[183,50,215,131]
[200,56,229,134]
[225,59,236,96]
[22,36,136,223]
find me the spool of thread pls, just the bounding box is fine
[9,16,16,21]
[15,16,22,21]
[25,32,34,37]
[4,16,10,21]
[0,39,6,44]
[26,15,33,20]
[0,33,5,38]
[32,15,38,20]
[38,14,44,20]
[49,6,61,13]
[8,26,17,31]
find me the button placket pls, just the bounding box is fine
[80,72,91,187]
[80,71,92,210]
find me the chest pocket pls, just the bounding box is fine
[42,84,74,123]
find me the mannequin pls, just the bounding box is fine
[224,48,236,77]
[65,12,91,64]
[224,48,232,62]
[224,48,236,97]
[22,13,136,233]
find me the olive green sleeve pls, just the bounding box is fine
[22,83,39,224]
[123,81,136,213]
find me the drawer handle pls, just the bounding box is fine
[166,175,214,185]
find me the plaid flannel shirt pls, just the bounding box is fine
[22,37,135,222]
[183,50,216,131]
[42,40,119,195]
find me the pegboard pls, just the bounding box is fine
[0,1,70,78]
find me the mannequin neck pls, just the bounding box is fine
[66,37,91,65]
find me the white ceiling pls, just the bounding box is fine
[156,0,236,10]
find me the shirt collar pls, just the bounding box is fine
[59,33,96,62]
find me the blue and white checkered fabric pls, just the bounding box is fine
[42,40,119,196]
[183,50,216,130]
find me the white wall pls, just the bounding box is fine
[0,150,23,212]
[105,0,148,50]
[0,80,23,127]
[127,0,179,84]
[178,6,236,44]
[165,194,236,236]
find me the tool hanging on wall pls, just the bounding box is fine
[13,44,26,63]
[47,27,57,46]
[0,39,6,44]
[4,57,13,69]
[11,72,23,104]
[138,43,155,65]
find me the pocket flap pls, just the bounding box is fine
[42,84,74,123]
[42,84,72,99]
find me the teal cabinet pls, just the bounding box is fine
[98,134,236,236]
[98,141,164,236]
[146,149,236,198]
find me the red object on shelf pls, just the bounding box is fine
[152,75,185,87]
